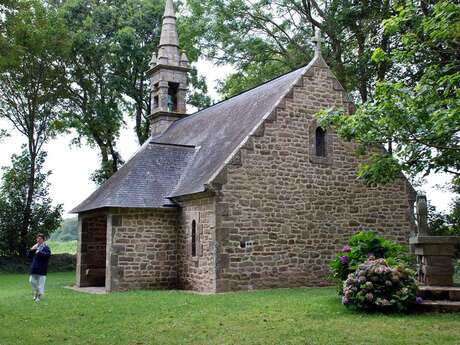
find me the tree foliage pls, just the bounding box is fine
[318,1,459,186]
[0,0,70,254]
[50,217,78,241]
[0,150,62,256]
[428,179,460,236]
[61,0,126,184]
[60,0,210,184]
[185,0,398,100]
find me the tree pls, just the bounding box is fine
[0,0,70,255]
[61,0,125,184]
[185,0,397,100]
[50,217,78,241]
[318,1,460,186]
[0,150,63,256]
[110,0,164,145]
[111,0,211,144]
[61,0,210,183]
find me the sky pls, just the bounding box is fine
[0,59,455,217]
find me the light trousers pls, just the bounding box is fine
[29,274,46,295]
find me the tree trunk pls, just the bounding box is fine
[135,101,145,145]
[19,143,36,257]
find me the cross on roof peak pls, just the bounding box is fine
[311,29,323,58]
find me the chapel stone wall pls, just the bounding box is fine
[177,196,216,292]
[107,208,179,291]
[76,212,107,287]
[214,60,416,292]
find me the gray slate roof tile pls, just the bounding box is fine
[71,142,196,212]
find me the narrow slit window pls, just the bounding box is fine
[315,127,326,157]
[191,220,197,257]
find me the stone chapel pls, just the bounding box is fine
[71,0,416,292]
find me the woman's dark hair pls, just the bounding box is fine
[36,233,46,240]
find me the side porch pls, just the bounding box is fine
[76,208,180,292]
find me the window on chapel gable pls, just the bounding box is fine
[315,127,326,157]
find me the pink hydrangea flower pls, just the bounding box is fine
[342,245,351,253]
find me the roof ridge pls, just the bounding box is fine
[169,62,312,128]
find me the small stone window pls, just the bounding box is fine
[315,127,326,157]
[191,219,197,257]
[309,121,333,165]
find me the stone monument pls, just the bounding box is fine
[410,194,460,286]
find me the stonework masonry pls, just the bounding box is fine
[177,196,217,292]
[107,208,179,291]
[213,59,416,292]
[77,213,107,287]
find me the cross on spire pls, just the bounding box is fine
[312,29,323,58]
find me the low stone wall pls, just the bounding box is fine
[0,254,76,273]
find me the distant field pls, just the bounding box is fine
[47,240,77,255]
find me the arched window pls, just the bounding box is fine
[191,220,197,257]
[315,127,326,157]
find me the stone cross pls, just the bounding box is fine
[312,29,323,58]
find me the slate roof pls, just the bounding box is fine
[71,60,314,213]
[71,142,196,212]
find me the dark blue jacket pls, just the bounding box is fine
[28,244,51,276]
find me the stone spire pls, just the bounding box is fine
[157,0,180,66]
[147,0,191,137]
[312,28,323,59]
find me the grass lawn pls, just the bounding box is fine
[47,240,77,255]
[1,272,460,345]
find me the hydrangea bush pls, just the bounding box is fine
[342,259,420,312]
[329,231,411,291]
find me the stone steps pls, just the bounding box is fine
[419,285,460,302]
[416,285,460,312]
[416,300,460,313]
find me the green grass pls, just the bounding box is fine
[47,240,77,255]
[1,273,460,345]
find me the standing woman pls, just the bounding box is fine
[28,233,51,302]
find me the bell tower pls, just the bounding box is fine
[148,0,190,136]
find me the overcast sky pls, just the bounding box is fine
[0,60,455,217]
